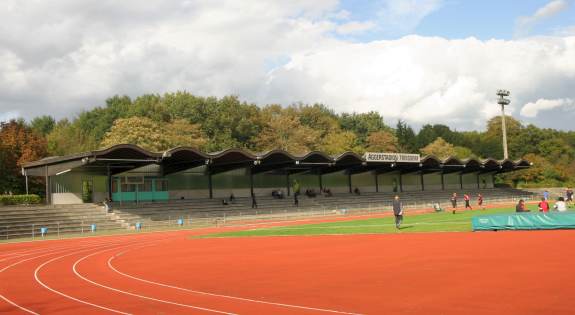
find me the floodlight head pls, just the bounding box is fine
[496,89,510,97]
[497,98,511,106]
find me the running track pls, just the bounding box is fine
[1,225,575,314]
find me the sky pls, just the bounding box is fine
[0,0,574,131]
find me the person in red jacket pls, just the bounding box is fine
[477,193,485,210]
[464,194,472,210]
[538,197,550,212]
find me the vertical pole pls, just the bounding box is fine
[45,165,50,205]
[440,170,445,191]
[107,164,112,201]
[249,167,254,196]
[477,172,480,189]
[119,177,122,207]
[501,105,509,160]
[420,171,425,191]
[25,174,29,195]
[348,172,352,193]
[318,173,323,191]
[399,172,403,193]
[286,173,291,196]
[460,172,463,190]
[374,172,379,193]
[491,173,495,188]
[208,168,213,199]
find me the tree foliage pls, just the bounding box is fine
[2,91,575,193]
[420,137,455,159]
[0,120,47,194]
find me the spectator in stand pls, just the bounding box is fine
[538,197,550,213]
[392,195,403,229]
[464,194,472,210]
[477,193,484,210]
[554,197,567,212]
[516,199,529,212]
[543,190,549,201]
[353,187,361,195]
[450,193,458,214]
[294,192,299,207]
[229,193,235,203]
[565,188,573,207]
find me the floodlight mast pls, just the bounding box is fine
[496,89,511,160]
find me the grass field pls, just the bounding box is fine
[202,204,545,238]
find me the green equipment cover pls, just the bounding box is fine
[472,212,575,231]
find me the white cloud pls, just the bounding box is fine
[264,35,575,129]
[0,1,575,131]
[377,0,444,34]
[520,98,575,117]
[516,0,569,37]
[336,21,376,35]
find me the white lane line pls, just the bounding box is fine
[34,244,136,314]
[0,293,40,315]
[0,239,134,315]
[72,240,235,315]
[0,237,135,262]
[108,247,362,315]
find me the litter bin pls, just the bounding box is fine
[135,222,142,230]
[177,218,184,226]
[90,224,97,232]
[40,227,48,237]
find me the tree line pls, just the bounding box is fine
[1,91,573,195]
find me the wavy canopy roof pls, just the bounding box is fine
[22,144,531,177]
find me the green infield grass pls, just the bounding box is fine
[200,204,544,238]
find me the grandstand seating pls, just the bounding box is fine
[0,188,536,239]
[110,188,535,228]
[0,204,125,239]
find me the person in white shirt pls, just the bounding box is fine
[554,197,567,212]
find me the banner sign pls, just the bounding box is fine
[363,152,420,163]
[472,213,575,231]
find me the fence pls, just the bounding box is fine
[1,194,535,241]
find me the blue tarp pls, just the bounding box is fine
[472,212,575,231]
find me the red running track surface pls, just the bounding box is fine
[1,228,574,314]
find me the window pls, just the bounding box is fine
[156,179,168,192]
[142,179,153,192]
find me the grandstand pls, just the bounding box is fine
[0,144,533,239]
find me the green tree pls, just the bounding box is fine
[366,131,399,152]
[30,115,55,136]
[255,107,320,154]
[319,131,359,155]
[396,120,417,152]
[420,137,455,159]
[100,117,168,151]
[339,111,388,145]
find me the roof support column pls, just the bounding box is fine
[420,171,425,191]
[440,170,445,191]
[249,166,254,196]
[459,172,463,190]
[208,168,213,199]
[286,173,290,196]
[348,172,352,193]
[399,172,403,193]
[492,173,496,188]
[318,173,323,191]
[107,164,112,201]
[374,173,379,193]
[45,165,50,205]
[477,172,480,189]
